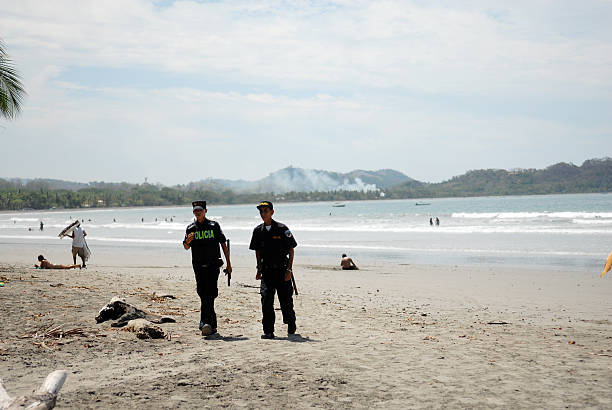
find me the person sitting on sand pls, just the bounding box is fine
[341,254,359,270]
[35,255,81,270]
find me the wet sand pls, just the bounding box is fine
[1,252,611,408]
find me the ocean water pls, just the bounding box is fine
[0,193,610,272]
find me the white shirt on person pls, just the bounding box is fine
[72,226,85,248]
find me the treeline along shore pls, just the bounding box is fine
[1,158,610,210]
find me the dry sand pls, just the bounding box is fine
[1,255,611,409]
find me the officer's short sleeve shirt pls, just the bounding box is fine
[185,219,226,263]
[249,220,296,265]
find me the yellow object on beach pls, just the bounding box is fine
[602,251,612,278]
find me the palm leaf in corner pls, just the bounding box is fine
[0,40,26,120]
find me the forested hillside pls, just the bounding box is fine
[1,159,609,210]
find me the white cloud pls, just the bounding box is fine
[2,0,610,96]
[0,0,610,184]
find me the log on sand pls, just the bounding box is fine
[0,370,67,410]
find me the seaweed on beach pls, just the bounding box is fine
[0,342,8,356]
[20,323,97,348]
[150,292,176,303]
[155,306,186,317]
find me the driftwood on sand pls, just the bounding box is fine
[0,370,67,410]
[20,324,95,349]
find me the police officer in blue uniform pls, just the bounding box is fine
[249,201,297,339]
[183,200,232,336]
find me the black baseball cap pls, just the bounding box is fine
[192,200,206,210]
[257,201,273,210]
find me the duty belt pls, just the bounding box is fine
[262,262,287,270]
[194,259,223,269]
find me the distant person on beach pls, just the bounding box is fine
[341,254,359,270]
[35,255,80,269]
[68,224,88,268]
[40,221,44,231]
[183,200,232,337]
[249,201,297,339]
[429,217,433,226]
[435,217,440,226]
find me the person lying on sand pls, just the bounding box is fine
[35,255,81,270]
[341,254,359,270]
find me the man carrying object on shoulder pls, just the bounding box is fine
[68,224,87,268]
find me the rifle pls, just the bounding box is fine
[291,271,298,296]
[223,239,231,286]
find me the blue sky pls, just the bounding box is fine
[1,0,611,185]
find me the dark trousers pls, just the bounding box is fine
[260,273,296,334]
[193,263,220,330]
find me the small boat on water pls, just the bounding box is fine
[415,202,431,206]
[332,202,346,207]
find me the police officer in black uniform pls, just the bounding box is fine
[249,201,297,339]
[183,200,232,336]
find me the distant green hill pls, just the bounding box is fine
[0,159,610,210]
[387,158,612,198]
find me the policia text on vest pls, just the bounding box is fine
[193,229,215,240]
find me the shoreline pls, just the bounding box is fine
[2,193,610,275]
[0,191,610,214]
[0,236,606,275]
[1,257,611,408]
[0,240,605,277]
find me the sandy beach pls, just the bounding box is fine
[1,249,611,408]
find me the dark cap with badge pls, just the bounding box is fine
[192,200,206,211]
[256,201,273,210]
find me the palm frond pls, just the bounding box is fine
[0,40,26,120]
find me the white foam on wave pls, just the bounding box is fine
[219,225,261,231]
[287,224,612,235]
[92,237,180,244]
[571,219,612,225]
[86,222,187,231]
[4,221,609,236]
[0,224,47,230]
[0,234,63,241]
[0,234,603,259]
[0,234,191,245]
[452,211,612,219]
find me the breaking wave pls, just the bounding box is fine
[452,211,612,219]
